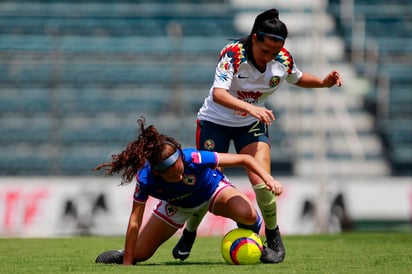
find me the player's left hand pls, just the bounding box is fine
[266,178,283,196]
[322,70,343,87]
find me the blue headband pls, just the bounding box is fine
[152,150,180,171]
[257,31,285,41]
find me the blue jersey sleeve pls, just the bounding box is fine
[133,182,148,203]
[185,149,219,169]
[133,166,150,203]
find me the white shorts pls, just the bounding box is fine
[152,179,232,229]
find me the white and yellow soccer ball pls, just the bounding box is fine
[221,228,263,265]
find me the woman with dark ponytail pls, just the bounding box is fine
[94,117,283,265]
[181,8,344,264]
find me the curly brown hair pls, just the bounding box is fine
[93,117,182,184]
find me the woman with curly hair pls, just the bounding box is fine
[94,117,283,265]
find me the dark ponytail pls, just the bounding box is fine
[94,117,182,185]
[250,8,288,41]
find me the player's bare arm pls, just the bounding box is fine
[295,70,343,88]
[213,88,275,125]
[123,202,145,265]
[217,153,283,196]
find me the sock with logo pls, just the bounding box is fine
[253,183,277,230]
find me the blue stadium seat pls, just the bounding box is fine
[0,0,293,176]
[328,0,412,175]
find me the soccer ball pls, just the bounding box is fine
[221,228,263,265]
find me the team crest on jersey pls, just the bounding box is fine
[165,203,177,217]
[183,174,196,186]
[269,76,281,88]
[204,139,215,150]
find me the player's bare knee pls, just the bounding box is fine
[134,249,155,262]
[237,208,257,225]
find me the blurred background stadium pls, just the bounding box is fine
[0,0,411,236]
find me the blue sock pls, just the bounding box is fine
[237,211,262,234]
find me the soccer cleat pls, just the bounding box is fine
[260,246,282,263]
[95,249,124,264]
[260,226,286,263]
[172,229,197,261]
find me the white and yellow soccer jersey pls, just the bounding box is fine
[197,40,303,127]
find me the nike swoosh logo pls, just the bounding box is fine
[177,250,190,256]
[254,132,265,137]
[237,75,249,79]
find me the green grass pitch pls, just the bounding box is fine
[1,232,411,274]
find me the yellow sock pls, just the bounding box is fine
[253,183,277,230]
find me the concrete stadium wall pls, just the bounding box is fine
[0,176,411,238]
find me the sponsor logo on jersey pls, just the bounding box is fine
[218,72,228,82]
[234,91,263,116]
[237,91,262,102]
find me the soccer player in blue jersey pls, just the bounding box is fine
[176,8,343,263]
[94,117,283,265]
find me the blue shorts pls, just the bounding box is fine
[196,119,270,153]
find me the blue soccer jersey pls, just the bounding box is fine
[133,149,224,208]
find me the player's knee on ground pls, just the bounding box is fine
[133,247,157,262]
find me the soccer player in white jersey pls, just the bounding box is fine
[173,8,343,264]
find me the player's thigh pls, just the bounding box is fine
[135,215,177,259]
[233,120,269,153]
[211,186,256,224]
[240,142,271,185]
